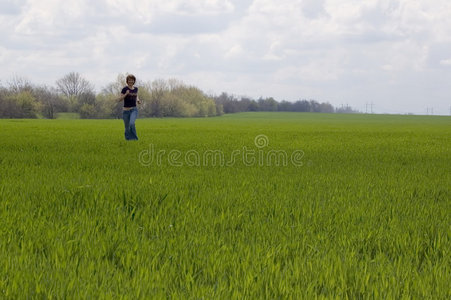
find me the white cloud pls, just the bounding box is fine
[225,45,244,59]
[440,59,451,66]
[0,0,26,15]
[0,46,9,64]
[302,0,327,19]
[174,0,235,15]
[15,0,88,35]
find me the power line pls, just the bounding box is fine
[365,102,374,114]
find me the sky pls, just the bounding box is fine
[1,0,451,115]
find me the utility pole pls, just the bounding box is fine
[370,102,374,114]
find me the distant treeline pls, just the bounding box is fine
[0,72,358,119]
[214,92,357,114]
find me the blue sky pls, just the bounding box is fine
[1,0,451,115]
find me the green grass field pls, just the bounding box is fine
[0,112,450,298]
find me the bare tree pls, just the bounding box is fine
[33,85,67,119]
[56,72,94,97]
[7,75,32,93]
[101,73,145,95]
[101,74,125,95]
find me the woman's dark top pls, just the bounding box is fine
[121,86,138,107]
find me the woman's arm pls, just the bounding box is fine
[117,89,129,101]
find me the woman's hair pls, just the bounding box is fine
[126,74,136,83]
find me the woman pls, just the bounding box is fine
[119,74,141,140]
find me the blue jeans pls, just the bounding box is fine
[122,107,138,140]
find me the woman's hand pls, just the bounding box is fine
[117,90,129,101]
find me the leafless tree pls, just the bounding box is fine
[56,72,94,97]
[33,85,67,119]
[7,75,32,93]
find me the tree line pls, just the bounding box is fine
[0,72,358,119]
[214,92,357,114]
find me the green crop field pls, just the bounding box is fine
[0,112,450,299]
